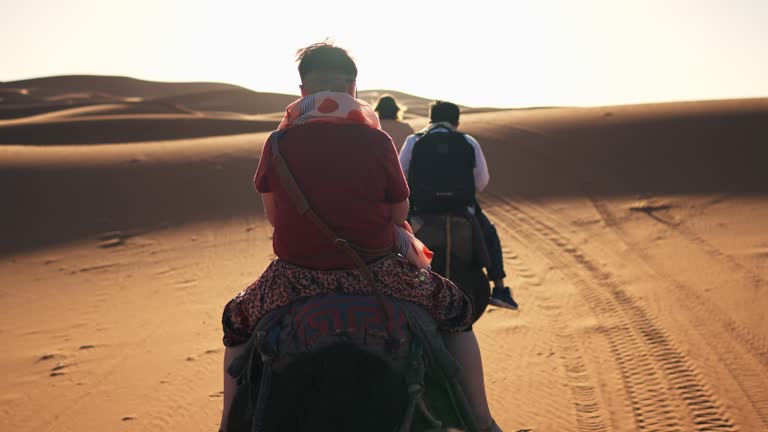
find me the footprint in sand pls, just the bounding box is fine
[185,348,222,362]
[51,363,68,371]
[49,361,76,377]
[38,353,71,376]
[37,353,64,362]
[73,263,115,274]
[98,230,134,248]
[175,279,198,289]
[154,266,176,276]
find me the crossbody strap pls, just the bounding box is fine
[267,131,397,335]
[269,131,391,259]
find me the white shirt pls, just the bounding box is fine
[398,123,490,193]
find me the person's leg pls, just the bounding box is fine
[475,210,518,309]
[442,330,503,432]
[220,344,247,432]
[475,210,506,287]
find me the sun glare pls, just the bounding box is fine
[1,0,766,107]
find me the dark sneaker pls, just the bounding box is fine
[489,287,518,310]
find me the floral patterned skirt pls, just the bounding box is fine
[221,254,472,346]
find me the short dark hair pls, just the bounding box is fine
[374,95,403,120]
[296,41,358,83]
[429,101,460,125]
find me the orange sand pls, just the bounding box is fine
[1,76,767,431]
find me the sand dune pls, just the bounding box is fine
[152,89,299,115]
[0,82,767,432]
[0,115,278,144]
[0,76,303,143]
[0,88,40,105]
[0,100,123,120]
[1,77,465,120]
[3,75,244,99]
[469,98,768,196]
[15,102,199,119]
[0,134,264,255]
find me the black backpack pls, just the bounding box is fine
[408,131,476,213]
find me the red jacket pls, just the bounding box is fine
[254,122,409,269]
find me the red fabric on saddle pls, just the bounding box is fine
[290,296,408,347]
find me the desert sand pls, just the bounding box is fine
[1,76,767,432]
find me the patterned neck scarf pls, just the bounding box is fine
[278,91,381,130]
[419,121,457,134]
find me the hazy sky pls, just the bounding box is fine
[2,0,766,107]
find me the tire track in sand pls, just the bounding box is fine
[482,196,737,431]
[589,197,768,428]
[490,218,612,431]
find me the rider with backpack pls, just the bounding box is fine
[399,101,519,310]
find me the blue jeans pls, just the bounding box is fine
[475,209,506,282]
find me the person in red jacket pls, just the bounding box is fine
[219,42,502,432]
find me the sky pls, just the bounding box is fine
[2,0,767,108]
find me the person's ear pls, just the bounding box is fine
[346,80,357,98]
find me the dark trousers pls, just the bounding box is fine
[475,208,506,282]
